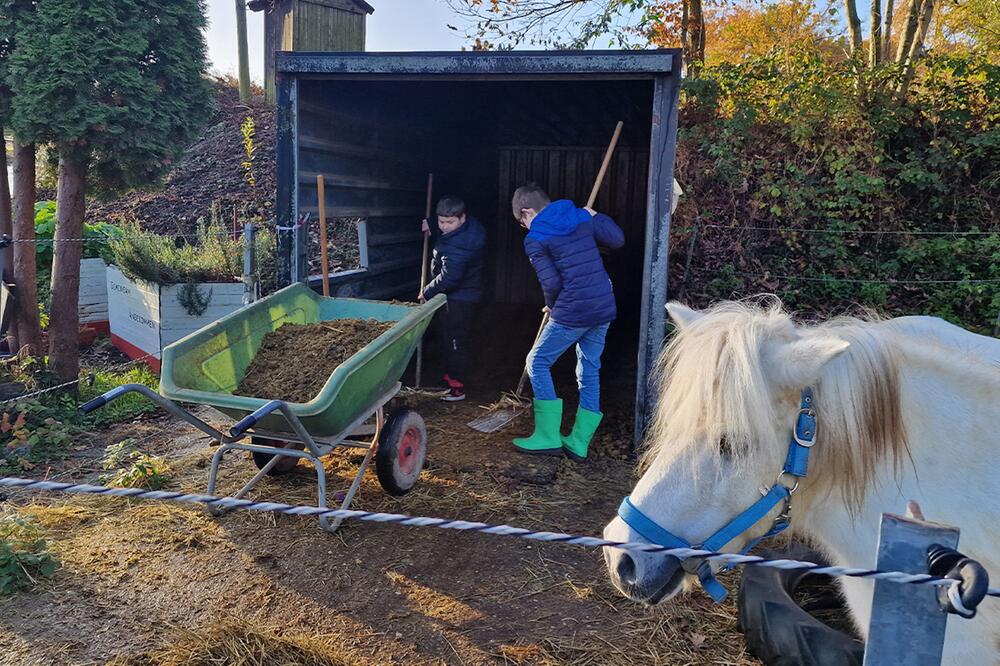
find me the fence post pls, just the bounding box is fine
[242,223,257,305]
[863,510,960,666]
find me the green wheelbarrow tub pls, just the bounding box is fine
[159,283,446,437]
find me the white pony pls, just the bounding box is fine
[603,298,1000,663]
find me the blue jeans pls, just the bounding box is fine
[526,320,610,413]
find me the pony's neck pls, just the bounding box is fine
[791,319,1000,633]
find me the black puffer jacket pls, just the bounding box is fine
[423,216,487,303]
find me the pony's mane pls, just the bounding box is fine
[641,298,908,513]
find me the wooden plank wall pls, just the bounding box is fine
[296,82,430,300]
[494,146,650,312]
[294,1,365,51]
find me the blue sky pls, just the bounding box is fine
[207,0,470,83]
[206,0,865,82]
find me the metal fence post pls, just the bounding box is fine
[242,223,257,305]
[863,509,960,666]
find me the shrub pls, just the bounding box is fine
[33,200,120,269]
[674,51,1000,332]
[0,511,58,594]
[99,439,171,490]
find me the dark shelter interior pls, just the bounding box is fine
[294,77,656,421]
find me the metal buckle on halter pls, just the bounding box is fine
[793,408,817,448]
[763,471,800,496]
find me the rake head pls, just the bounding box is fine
[466,392,530,433]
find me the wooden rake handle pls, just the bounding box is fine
[587,121,623,210]
[515,310,550,399]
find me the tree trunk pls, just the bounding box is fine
[681,0,690,74]
[844,0,864,55]
[688,0,705,76]
[235,0,251,102]
[895,0,924,64]
[47,148,87,381]
[897,0,935,98]
[11,140,42,359]
[0,131,12,282]
[870,0,883,67]
[882,0,896,62]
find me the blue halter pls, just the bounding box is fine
[617,388,816,602]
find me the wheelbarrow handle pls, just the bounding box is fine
[230,400,284,438]
[79,385,135,414]
[78,383,225,442]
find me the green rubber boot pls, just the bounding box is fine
[562,408,603,461]
[512,399,564,456]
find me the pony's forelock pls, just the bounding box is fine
[640,298,908,513]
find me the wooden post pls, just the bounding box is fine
[317,174,330,297]
[863,510,959,666]
[242,223,257,305]
[235,0,252,102]
[414,173,433,388]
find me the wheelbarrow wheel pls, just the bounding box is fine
[251,437,304,476]
[375,409,427,496]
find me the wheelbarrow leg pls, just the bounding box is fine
[319,408,384,533]
[206,442,292,516]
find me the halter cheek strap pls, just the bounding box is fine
[616,388,816,603]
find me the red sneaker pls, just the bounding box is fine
[441,385,466,402]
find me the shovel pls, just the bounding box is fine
[468,120,624,433]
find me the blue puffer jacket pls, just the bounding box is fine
[524,200,625,328]
[423,216,487,303]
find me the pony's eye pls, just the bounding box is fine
[719,435,734,457]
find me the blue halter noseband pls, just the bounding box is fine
[617,388,816,602]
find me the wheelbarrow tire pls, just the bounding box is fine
[251,437,304,476]
[737,543,864,666]
[375,409,427,496]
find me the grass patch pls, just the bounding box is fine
[0,361,159,474]
[79,365,160,428]
[107,620,356,666]
[0,509,59,594]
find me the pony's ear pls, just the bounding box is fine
[765,336,850,389]
[666,302,703,330]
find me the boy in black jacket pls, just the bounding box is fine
[419,195,486,402]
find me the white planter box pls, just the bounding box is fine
[78,258,109,331]
[106,265,245,372]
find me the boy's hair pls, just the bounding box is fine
[512,183,551,219]
[436,195,466,218]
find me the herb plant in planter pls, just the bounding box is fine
[106,217,274,371]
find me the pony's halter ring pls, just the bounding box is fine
[617,388,817,603]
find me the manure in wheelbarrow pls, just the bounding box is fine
[236,319,394,403]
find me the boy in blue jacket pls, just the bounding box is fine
[510,184,625,460]
[419,195,486,402]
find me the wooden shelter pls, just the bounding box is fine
[248,0,374,101]
[272,50,683,445]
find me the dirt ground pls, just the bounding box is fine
[0,380,762,666]
[237,320,395,403]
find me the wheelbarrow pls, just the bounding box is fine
[81,283,447,533]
